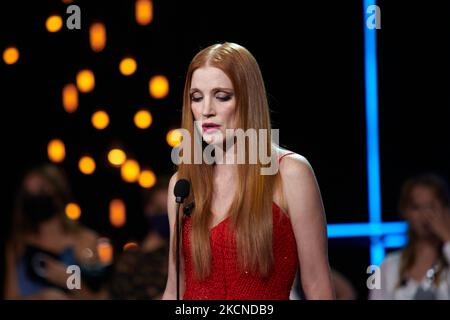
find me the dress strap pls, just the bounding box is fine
[278,152,295,164]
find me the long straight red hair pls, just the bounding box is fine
[177,42,280,280]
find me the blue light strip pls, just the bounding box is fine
[364,0,381,224]
[383,234,408,248]
[327,222,407,238]
[322,2,409,263]
[363,0,383,265]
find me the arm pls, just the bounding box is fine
[161,172,186,300]
[280,154,335,299]
[4,243,70,300]
[40,228,107,300]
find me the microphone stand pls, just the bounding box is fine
[173,179,191,301]
[175,198,182,300]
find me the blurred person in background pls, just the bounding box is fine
[331,269,357,299]
[141,176,170,252]
[290,268,357,300]
[370,173,450,299]
[4,163,106,299]
[107,176,170,299]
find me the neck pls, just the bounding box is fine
[212,142,238,184]
[214,160,237,180]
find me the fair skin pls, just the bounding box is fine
[162,66,334,299]
[403,185,450,282]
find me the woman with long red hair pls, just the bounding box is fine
[162,42,334,300]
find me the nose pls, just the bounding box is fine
[201,95,216,118]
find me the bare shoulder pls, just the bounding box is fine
[275,149,322,219]
[168,172,178,193]
[277,150,314,180]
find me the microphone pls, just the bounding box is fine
[173,179,190,300]
[174,179,190,204]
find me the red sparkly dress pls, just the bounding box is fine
[182,153,299,300]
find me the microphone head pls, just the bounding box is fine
[174,179,190,203]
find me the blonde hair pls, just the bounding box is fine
[177,42,280,280]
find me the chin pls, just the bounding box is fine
[203,136,224,145]
[202,131,226,145]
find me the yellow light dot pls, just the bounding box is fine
[135,0,153,26]
[3,46,19,65]
[97,238,114,264]
[62,84,78,113]
[121,159,140,183]
[134,110,152,129]
[47,139,65,163]
[89,22,106,52]
[45,15,63,33]
[76,69,95,93]
[123,242,139,251]
[91,110,110,130]
[119,57,137,76]
[79,155,96,175]
[149,75,169,99]
[138,170,156,188]
[109,199,126,228]
[108,148,126,167]
[65,202,81,220]
[166,129,182,147]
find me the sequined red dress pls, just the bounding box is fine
[182,153,298,300]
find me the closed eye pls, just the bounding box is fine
[190,94,233,102]
[190,93,203,102]
[216,93,233,102]
[191,96,202,102]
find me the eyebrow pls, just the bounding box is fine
[190,87,234,93]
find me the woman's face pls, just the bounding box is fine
[22,173,61,224]
[190,66,236,145]
[404,185,445,238]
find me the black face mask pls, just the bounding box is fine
[147,212,170,240]
[22,193,59,224]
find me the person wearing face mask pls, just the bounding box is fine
[4,164,106,299]
[107,176,170,299]
[370,173,450,300]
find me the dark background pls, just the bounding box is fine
[0,0,449,299]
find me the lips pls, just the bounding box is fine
[202,122,220,132]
